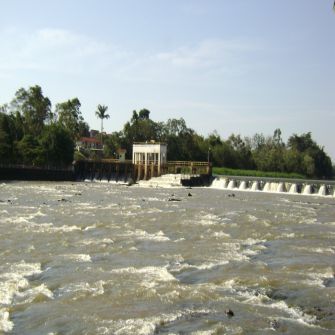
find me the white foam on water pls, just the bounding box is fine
[242,249,260,256]
[5,215,82,234]
[269,301,317,326]
[301,267,335,287]
[212,231,231,238]
[27,222,81,233]
[146,208,164,214]
[103,312,182,335]
[0,261,42,305]
[218,278,319,328]
[247,215,258,222]
[83,224,97,231]
[26,209,47,219]
[310,247,335,254]
[5,216,30,225]
[242,238,266,246]
[300,217,318,225]
[110,266,176,288]
[136,174,183,188]
[79,238,114,246]
[60,254,92,262]
[192,260,230,270]
[0,261,51,332]
[220,279,237,290]
[14,283,54,304]
[281,232,295,238]
[57,280,105,299]
[194,213,221,226]
[293,246,335,255]
[123,229,170,242]
[190,331,215,335]
[0,309,13,333]
[101,309,213,335]
[144,197,164,202]
[52,224,82,232]
[276,316,326,330]
[219,243,250,262]
[232,284,318,327]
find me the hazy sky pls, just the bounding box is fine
[1,0,334,160]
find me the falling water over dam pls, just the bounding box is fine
[210,176,335,197]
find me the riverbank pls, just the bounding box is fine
[0,165,75,181]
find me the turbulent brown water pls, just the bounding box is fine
[0,181,335,334]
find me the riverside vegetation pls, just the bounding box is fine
[0,85,333,179]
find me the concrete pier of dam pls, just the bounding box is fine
[211,175,335,197]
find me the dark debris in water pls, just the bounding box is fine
[168,198,182,202]
[58,198,71,203]
[0,199,13,203]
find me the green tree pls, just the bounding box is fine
[227,134,254,169]
[122,109,164,157]
[56,98,83,140]
[0,113,13,163]
[138,108,150,120]
[287,132,332,178]
[16,135,44,166]
[40,124,74,167]
[103,132,123,158]
[78,120,90,138]
[10,85,52,136]
[95,104,110,136]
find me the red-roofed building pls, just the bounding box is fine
[76,137,103,151]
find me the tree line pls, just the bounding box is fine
[0,85,333,179]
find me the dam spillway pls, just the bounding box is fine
[211,176,335,197]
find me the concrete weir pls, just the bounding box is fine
[211,176,335,197]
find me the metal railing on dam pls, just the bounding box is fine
[211,175,335,196]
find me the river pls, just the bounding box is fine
[0,181,335,334]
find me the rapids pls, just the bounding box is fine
[0,181,334,334]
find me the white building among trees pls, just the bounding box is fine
[132,142,167,179]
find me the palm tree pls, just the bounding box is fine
[95,104,110,144]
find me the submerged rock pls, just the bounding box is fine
[270,319,280,330]
[225,309,234,317]
[127,178,134,186]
